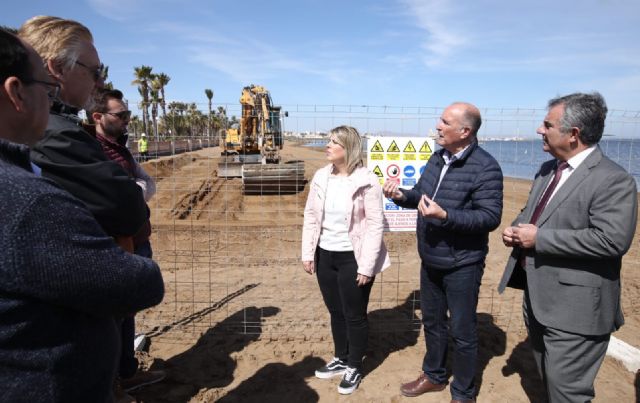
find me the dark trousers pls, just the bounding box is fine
[119,240,154,378]
[524,290,609,402]
[420,262,483,400]
[316,247,374,370]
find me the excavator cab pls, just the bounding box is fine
[217,85,305,194]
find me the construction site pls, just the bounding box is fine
[127,136,640,402]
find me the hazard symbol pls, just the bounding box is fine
[387,140,400,153]
[373,165,383,178]
[387,164,400,178]
[419,141,433,153]
[370,140,384,153]
[403,141,416,153]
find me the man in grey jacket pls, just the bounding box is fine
[0,28,164,403]
[499,92,637,402]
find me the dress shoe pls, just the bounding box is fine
[451,399,475,403]
[400,373,447,397]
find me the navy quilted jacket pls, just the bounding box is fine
[395,140,503,269]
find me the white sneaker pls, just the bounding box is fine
[134,334,147,352]
[314,357,348,379]
[338,366,362,395]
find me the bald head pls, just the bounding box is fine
[435,102,482,154]
[450,102,482,137]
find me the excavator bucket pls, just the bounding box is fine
[242,160,306,195]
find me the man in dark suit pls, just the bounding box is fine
[499,92,638,402]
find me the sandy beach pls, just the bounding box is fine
[132,143,640,402]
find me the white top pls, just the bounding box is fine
[318,175,353,251]
[548,146,596,200]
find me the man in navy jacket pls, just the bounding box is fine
[384,102,503,402]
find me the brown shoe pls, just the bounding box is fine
[400,373,447,397]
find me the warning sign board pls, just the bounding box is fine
[387,164,400,178]
[418,140,433,161]
[419,141,433,153]
[387,140,400,152]
[403,141,416,152]
[371,140,384,152]
[366,136,435,232]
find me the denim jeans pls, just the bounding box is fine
[420,262,484,400]
[316,247,374,370]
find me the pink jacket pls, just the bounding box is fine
[301,164,391,277]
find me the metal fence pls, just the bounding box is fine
[134,104,640,346]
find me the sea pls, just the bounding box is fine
[302,138,640,188]
[480,139,640,188]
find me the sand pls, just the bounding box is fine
[131,144,640,402]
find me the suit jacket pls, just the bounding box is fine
[498,147,638,336]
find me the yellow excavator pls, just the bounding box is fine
[218,84,305,194]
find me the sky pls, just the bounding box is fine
[4,0,640,136]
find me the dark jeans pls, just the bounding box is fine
[316,247,374,370]
[420,262,484,401]
[119,240,154,378]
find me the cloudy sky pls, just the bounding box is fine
[5,0,640,134]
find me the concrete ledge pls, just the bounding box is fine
[607,336,640,372]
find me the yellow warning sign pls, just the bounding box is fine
[370,140,384,153]
[403,141,416,153]
[373,165,383,178]
[419,141,433,153]
[387,140,400,152]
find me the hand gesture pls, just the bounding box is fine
[418,194,447,220]
[382,180,403,199]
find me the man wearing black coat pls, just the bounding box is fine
[19,16,147,247]
[384,102,503,402]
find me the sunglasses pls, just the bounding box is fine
[24,78,61,101]
[75,60,107,81]
[104,110,132,120]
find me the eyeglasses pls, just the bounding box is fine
[104,110,132,120]
[75,60,107,81]
[24,78,61,101]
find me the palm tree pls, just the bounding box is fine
[149,86,161,139]
[132,65,153,134]
[102,65,114,90]
[155,73,171,121]
[204,89,213,139]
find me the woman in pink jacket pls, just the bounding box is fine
[301,125,390,395]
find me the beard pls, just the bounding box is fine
[101,122,127,139]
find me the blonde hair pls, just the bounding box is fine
[329,125,364,174]
[18,16,93,70]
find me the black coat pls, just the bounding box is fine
[395,140,503,269]
[30,108,147,237]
